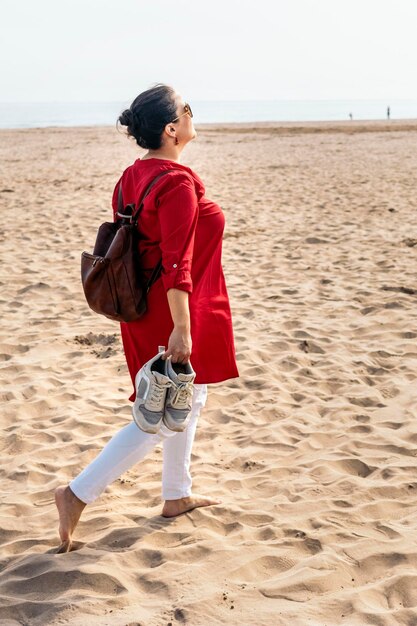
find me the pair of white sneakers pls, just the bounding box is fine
[132,346,196,434]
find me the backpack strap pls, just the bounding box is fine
[132,169,184,225]
[117,182,124,215]
[116,168,186,292]
[116,180,132,220]
[116,168,184,223]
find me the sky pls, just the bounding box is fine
[1,0,416,103]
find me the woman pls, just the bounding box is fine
[54,83,239,553]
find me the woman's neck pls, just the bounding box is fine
[142,147,182,162]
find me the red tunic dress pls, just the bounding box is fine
[111,157,239,402]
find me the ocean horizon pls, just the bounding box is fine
[0,99,416,129]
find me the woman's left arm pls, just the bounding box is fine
[156,172,199,363]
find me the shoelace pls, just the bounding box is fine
[147,380,173,409]
[169,381,193,407]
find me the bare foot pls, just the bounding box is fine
[161,493,222,518]
[54,485,87,553]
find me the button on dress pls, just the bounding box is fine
[111,158,239,402]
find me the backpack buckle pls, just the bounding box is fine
[116,211,134,222]
[117,202,136,224]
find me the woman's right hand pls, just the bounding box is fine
[162,325,192,364]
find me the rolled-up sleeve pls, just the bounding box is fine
[156,173,199,294]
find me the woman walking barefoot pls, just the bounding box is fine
[54,83,239,553]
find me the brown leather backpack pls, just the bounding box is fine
[81,170,180,322]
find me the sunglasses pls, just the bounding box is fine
[171,102,193,123]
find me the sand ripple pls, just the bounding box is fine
[1,122,417,625]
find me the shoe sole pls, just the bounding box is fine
[162,412,192,432]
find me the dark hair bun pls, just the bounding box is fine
[117,84,177,150]
[118,108,133,126]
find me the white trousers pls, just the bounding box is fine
[69,384,208,505]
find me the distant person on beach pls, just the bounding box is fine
[54,83,239,553]
[387,106,390,120]
[349,112,353,120]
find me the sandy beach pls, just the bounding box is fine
[1,120,417,625]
